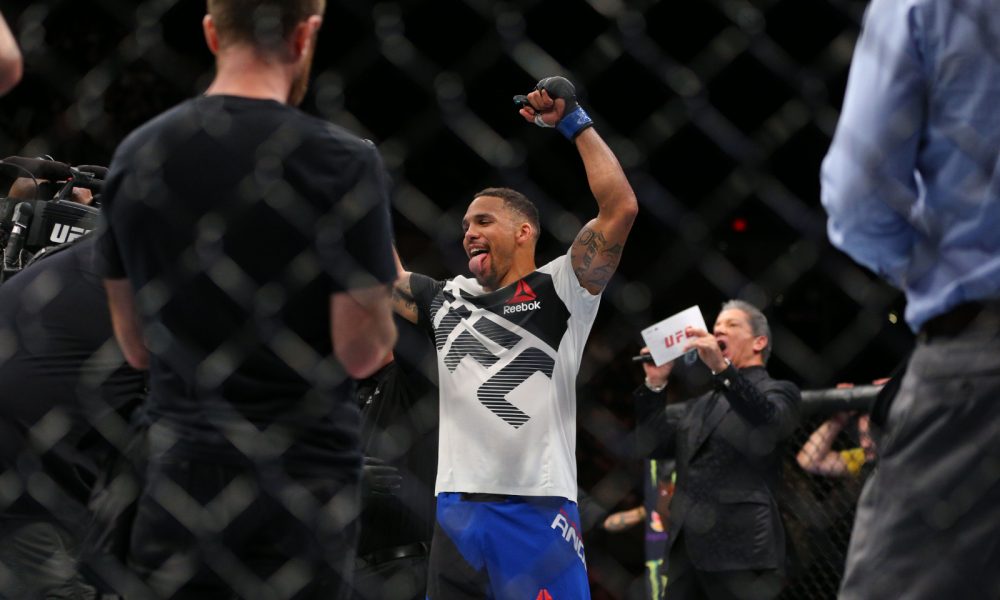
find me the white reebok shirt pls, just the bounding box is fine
[410,250,601,501]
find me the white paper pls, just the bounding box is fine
[640,306,708,366]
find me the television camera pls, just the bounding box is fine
[0,156,104,282]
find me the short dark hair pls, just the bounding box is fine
[207,0,325,53]
[473,187,540,241]
[721,299,772,363]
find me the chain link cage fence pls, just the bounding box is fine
[0,0,919,598]
[778,391,877,600]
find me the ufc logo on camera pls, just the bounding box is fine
[50,223,91,244]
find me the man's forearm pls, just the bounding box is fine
[575,128,637,222]
[797,419,844,471]
[332,283,397,379]
[567,128,638,294]
[718,369,796,430]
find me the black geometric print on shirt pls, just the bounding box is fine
[429,288,455,319]
[434,303,471,350]
[443,317,523,372]
[477,347,555,429]
[444,330,499,372]
[473,317,522,350]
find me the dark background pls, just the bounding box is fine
[0,0,912,596]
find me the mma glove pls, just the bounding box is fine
[519,76,594,140]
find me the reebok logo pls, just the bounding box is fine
[536,590,553,600]
[506,280,537,304]
[503,280,541,315]
[503,300,540,315]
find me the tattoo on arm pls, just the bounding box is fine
[393,288,416,310]
[578,228,606,254]
[572,227,624,291]
[588,263,614,285]
[602,243,623,258]
[391,279,419,323]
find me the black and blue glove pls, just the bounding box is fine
[514,76,594,140]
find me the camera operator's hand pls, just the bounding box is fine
[361,456,402,498]
[639,346,673,390]
[70,187,94,205]
[515,76,594,140]
[7,177,93,205]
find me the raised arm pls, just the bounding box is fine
[684,325,799,432]
[569,128,639,294]
[390,247,419,324]
[517,77,638,295]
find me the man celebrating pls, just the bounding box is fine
[393,76,638,599]
[635,301,799,600]
[96,1,397,597]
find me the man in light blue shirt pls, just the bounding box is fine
[821,1,1000,598]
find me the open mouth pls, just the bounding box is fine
[717,339,728,353]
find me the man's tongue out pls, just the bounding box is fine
[469,252,489,278]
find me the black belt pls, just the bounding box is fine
[460,493,514,502]
[920,301,998,340]
[356,542,429,569]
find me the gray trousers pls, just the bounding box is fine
[839,309,1000,599]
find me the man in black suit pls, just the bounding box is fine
[635,300,800,600]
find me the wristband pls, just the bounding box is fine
[711,358,732,376]
[556,106,594,140]
[644,377,667,393]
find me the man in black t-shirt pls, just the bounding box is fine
[95,1,398,597]
[0,234,147,599]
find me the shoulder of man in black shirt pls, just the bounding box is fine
[0,235,146,521]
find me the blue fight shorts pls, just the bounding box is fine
[426,492,590,600]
